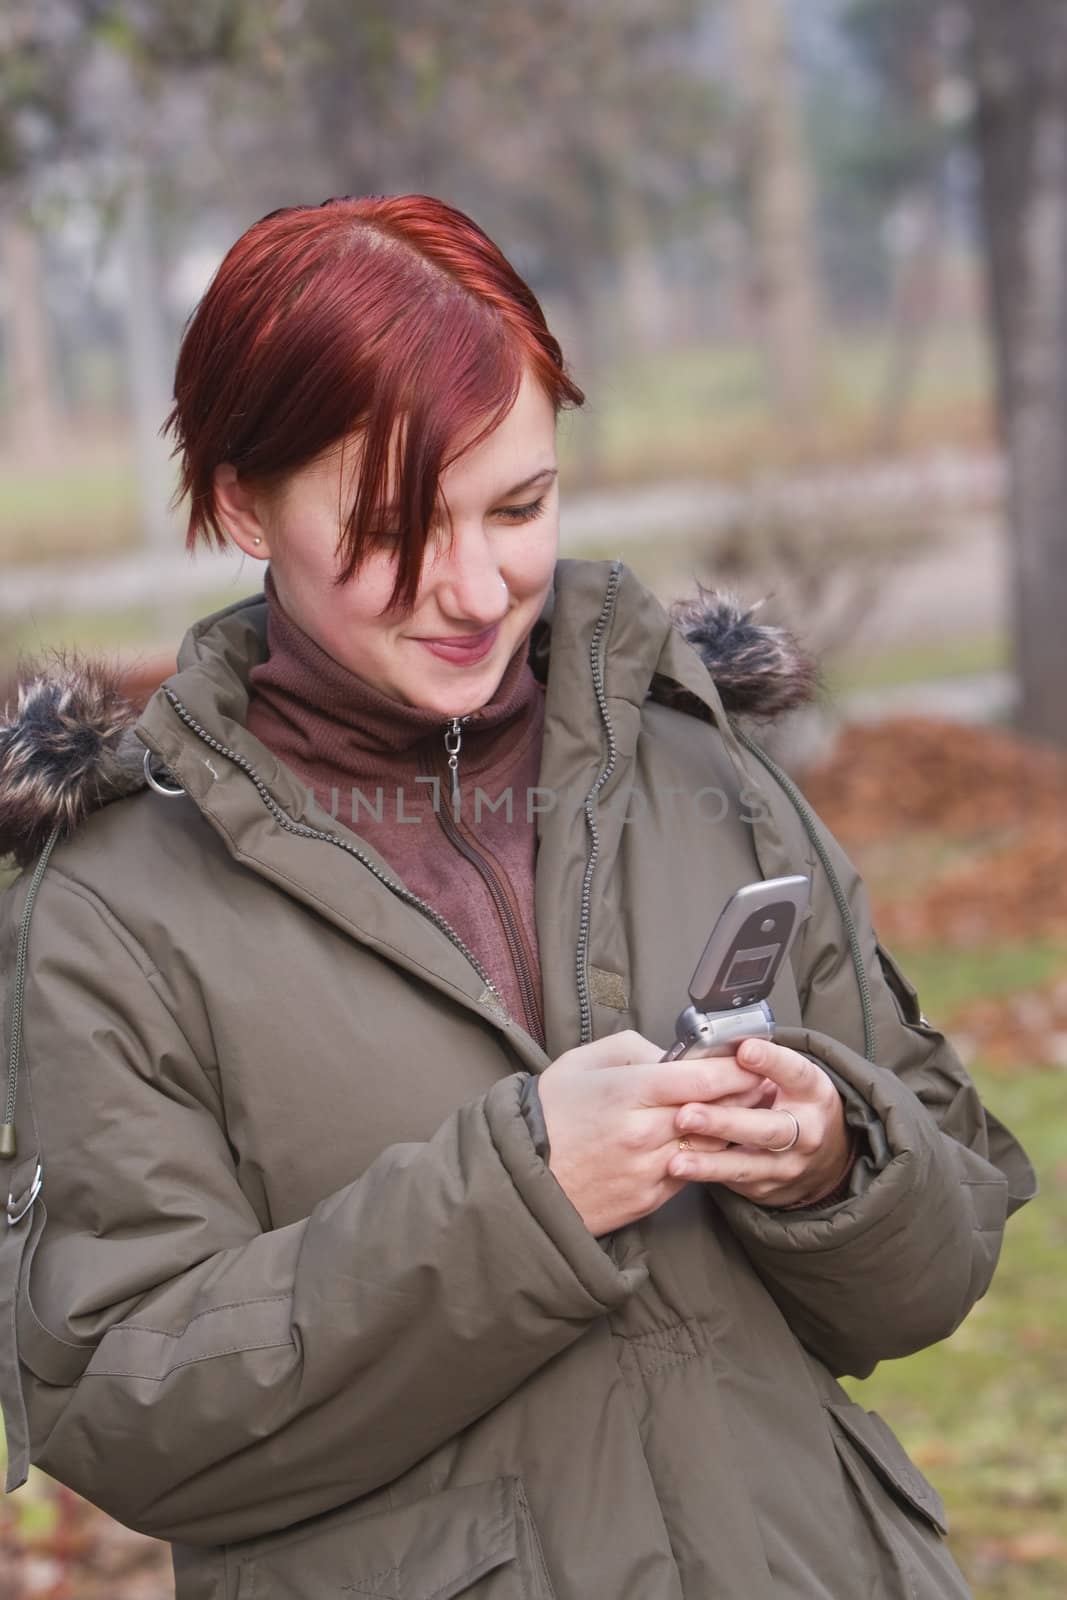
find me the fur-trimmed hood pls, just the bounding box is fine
[0,577,815,869]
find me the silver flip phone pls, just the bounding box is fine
[659,875,811,1062]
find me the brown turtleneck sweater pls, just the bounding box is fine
[246,569,547,1045]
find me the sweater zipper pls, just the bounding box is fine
[443,715,470,814]
[424,741,546,1045]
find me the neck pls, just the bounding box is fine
[245,566,543,787]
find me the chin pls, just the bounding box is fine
[408,665,503,718]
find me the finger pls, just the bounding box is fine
[640,1059,769,1109]
[666,1132,733,1159]
[734,1040,821,1099]
[674,1103,809,1153]
[667,1146,804,1187]
[690,1076,776,1113]
[618,1105,717,1156]
[674,1079,775,1129]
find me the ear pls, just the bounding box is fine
[213,463,272,559]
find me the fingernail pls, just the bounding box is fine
[678,1111,698,1132]
[741,1041,765,1067]
[672,1158,692,1178]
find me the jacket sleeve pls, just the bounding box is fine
[713,802,1036,1379]
[0,870,646,1545]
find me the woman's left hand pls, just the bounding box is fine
[667,1038,854,1208]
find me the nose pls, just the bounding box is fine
[425,522,509,625]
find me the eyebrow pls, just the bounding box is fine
[497,467,558,497]
[378,467,558,519]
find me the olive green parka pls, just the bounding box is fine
[0,559,1035,1600]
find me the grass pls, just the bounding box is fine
[559,322,995,486]
[2,587,250,660]
[827,631,1008,695]
[0,439,143,564]
[845,1064,1066,1598]
[885,938,1067,1021]
[825,932,1067,1597]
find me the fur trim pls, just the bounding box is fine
[671,585,818,719]
[0,654,145,868]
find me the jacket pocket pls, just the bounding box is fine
[235,1476,555,1600]
[826,1401,949,1536]
[875,942,939,1036]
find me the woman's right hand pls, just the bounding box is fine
[537,1030,770,1236]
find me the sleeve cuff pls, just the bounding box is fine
[484,1075,648,1309]
[518,1072,551,1162]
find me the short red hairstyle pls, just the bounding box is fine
[164,194,584,611]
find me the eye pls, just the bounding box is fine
[495,497,547,524]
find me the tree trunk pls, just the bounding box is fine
[874,187,945,454]
[118,162,178,557]
[968,1,1067,745]
[615,189,673,354]
[729,0,825,437]
[1,214,60,463]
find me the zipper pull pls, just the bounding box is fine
[443,715,469,815]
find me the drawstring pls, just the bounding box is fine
[2,825,59,1167]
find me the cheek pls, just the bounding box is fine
[501,522,559,595]
[280,548,403,643]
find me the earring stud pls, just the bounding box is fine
[253,537,262,546]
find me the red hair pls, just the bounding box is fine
[164,195,584,611]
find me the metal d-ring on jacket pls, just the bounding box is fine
[0,558,1035,1600]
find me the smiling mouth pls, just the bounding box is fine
[414,625,499,647]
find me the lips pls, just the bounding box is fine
[416,625,499,664]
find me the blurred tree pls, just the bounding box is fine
[1,214,59,459]
[830,0,975,449]
[0,0,84,457]
[0,1,250,535]
[1,1,746,490]
[3,2,727,479]
[227,3,717,344]
[199,0,722,475]
[727,0,826,436]
[966,0,1067,746]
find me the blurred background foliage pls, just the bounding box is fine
[2,3,1067,1597]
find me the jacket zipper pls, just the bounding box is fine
[2,568,879,1167]
[573,563,877,1061]
[423,742,546,1046]
[575,562,623,1046]
[156,690,510,1018]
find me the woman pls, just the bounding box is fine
[0,195,1034,1600]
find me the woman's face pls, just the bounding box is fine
[218,366,559,717]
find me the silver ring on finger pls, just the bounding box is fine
[766,1110,800,1154]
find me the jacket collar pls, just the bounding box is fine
[0,557,815,871]
[0,559,815,1063]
